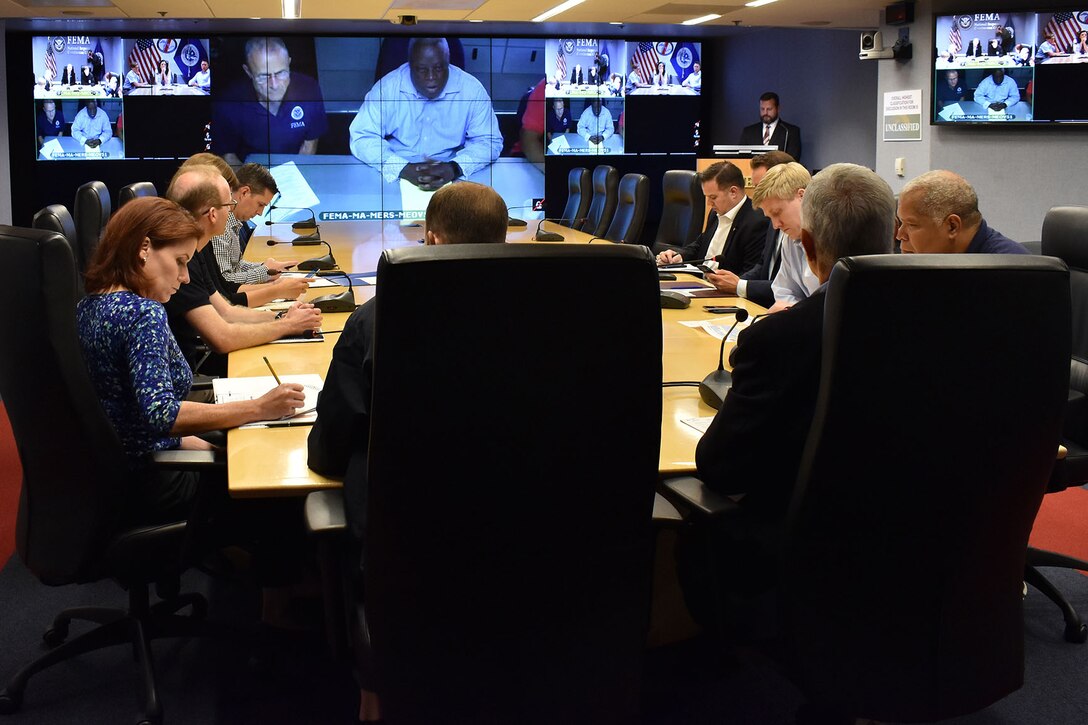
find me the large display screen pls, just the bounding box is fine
[25,33,700,222]
[932,10,1088,124]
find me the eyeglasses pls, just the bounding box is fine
[250,69,290,86]
[205,198,238,214]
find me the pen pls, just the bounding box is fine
[263,356,282,385]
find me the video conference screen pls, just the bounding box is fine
[932,10,1088,124]
[27,34,702,222]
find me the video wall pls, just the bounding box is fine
[25,34,702,222]
[932,10,1088,124]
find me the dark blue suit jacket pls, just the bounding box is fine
[739,222,782,308]
[677,197,769,276]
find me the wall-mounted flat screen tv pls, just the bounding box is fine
[932,10,1088,124]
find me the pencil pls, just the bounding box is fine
[263,356,283,385]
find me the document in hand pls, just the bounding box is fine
[213,374,323,427]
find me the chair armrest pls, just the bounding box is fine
[305,490,346,535]
[652,492,684,526]
[660,476,741,519]
[151,448,226,470]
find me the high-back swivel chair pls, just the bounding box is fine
[559,166,591,227]
[364,243,662,724]
[31,204,81,298]
[73,180,112,288]
[604,173,649,244]
[117,181,158,208]
[580,165,618,237]
[652,169,702,254]
[1033,205,1088,642]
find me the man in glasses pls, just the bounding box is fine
[215,36,327,165]
[896,170,1028,255]
[163,163,322,378]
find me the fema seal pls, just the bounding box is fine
[291,106,305,121]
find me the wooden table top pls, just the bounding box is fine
[227,220,759,497]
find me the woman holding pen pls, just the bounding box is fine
[76,196,304,524]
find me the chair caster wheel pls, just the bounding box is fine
[43,625,68,648]
[1064,622,1087,644]
[0,688,23,714]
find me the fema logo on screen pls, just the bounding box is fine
[179,43,201,69]
[562,39,576,54]
[291,106,305,121]
[51,37,65,53]
[957,15,973,30]
[675,46,694,70]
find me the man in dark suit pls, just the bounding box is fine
[697,162,895,525]
[654,161,768,276]
[738,91,802,163]
[967,38,983,57]
[702,151,794,308]
[569,64,584,85]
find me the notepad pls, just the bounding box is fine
[213,374,323,427]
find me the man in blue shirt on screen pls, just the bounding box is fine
[214,36,327,165]
[349,37,503,191]
[71,100,112,149]
[973,68,1020,112]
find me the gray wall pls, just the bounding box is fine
[714,28,879,171]
[876,0,1088,243]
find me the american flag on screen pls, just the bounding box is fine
[128,38,160,83]
[44,40,56,79]
[633,41,657,84]
[948,21,962,54]
[1045,11,1083,52]
[555,44,566,82]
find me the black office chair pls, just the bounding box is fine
[363,243,662,724]
[580,164,618,237]
[118,181,158,208]
[559,166,591,227]
[31,204,81,298]
[1032,205,1088,643]
[664,254,1071,722]
[604,172,649,244]
[652,169,702,255]
[0,226,222,725]
[73,180,111,288]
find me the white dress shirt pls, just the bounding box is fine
[704,195,747,271]
[771,236,821,305]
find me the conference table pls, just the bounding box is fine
[125,84,208,96]
[227,220,759,498]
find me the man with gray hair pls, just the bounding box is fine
[349,37,503,191]
[896,170,1028,255]
[214,36,328,164]
[696,163,896,523]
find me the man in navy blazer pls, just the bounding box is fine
[738,92,802,163]
[655,161,768,276]
[702,151,795,308]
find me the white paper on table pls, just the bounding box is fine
[267,161,320,212]
[678,317,754,343]
[39,138,63,159]
[83,142,103,156]
[661,264,705,276]
[399,179,436,228]
[213,374,323,426]
[279,272,338,288]
[937,103,962,121]
[681,416,716,434]
[547,135,570,154]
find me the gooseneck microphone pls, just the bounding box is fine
[266,239,337,271]
[534,217,587,242]
[507,205,541,228]
[308,270,357,313]
[265,204,319,237]
[698,309,750,410]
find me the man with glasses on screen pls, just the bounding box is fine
[163,164,322,378]
[349,37,503,192]
[215,36,327,165]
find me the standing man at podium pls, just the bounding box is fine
[739,91,802,163]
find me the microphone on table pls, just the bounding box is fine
[533,217,587,242]
[265,204,319,237]
[698,309,750,410]
[506,204,542,228]
[307,270,357,314]
[266,238,337,271]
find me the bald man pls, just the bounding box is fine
[163,165,322,377]
[896,170,1028,255]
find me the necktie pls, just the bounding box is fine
[763,125,771,144]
